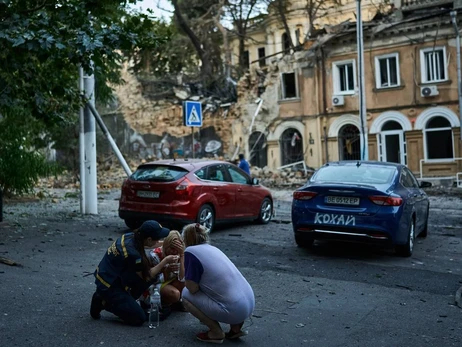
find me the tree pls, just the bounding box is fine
[225,0,266,73]
[0,0,165,195]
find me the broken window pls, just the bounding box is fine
[258,47,266,67]
[375,53,399,88]
[420,47,447,83]
[282,33,291,52]
[243,50,250,69]
[338,124,360,160]
[249,131,267,168]
[281,72,298,99]
[425,116,453,159]
[280,129,304,166]
[333,60,356,94]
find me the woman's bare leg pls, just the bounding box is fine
[182,298,224,339]
[229,321,244,333]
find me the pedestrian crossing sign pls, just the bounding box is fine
[183,101,203,127]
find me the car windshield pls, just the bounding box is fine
[313,165,396,184]
[131,165,188,182]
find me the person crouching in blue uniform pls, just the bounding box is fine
[90,220,179,326]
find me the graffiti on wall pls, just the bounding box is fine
[128,127,223,160]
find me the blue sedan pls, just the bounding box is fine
[291,161,432,257]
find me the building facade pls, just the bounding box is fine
[238,0,462,181]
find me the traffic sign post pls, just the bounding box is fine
[183,101,203,158]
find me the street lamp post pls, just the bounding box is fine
[451,11,462,140]
[356,0,368,160]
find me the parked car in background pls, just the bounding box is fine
[119,159,273,232]
[292,161,431,257]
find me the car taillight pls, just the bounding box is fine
[369,196,403,206]
[175,179,192,196]
[293,191,317,200]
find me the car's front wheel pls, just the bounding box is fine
[197,204,215,232]
[257,198,273,224]
[395,219,415,257]
[124,219,143,230]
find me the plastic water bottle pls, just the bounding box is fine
[148,284,161,328]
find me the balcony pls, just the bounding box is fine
[396,0,454,11]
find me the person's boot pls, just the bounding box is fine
[90,292,104,320]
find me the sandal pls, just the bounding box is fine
[196,331,224,344]
[225,330,247,340]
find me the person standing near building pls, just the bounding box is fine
[238,153,250,175]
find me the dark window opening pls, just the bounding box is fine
[258,47,266,67]
[382,121,402,131]
[425,116,453,159]
[281,72,297,99]
[337,63,354,92]
[280,129,303,166]
[338,124,360,160]
[242,50,250,69]
[249,131,268,168]
[282,33,291,52]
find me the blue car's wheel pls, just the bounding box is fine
[418,207,429,238]
[396,219,415,257]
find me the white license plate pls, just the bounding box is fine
[325,196,360,206]
[137,190,160,199]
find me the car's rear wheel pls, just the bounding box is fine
[257,198,272,224]
[124,219,143,230]
[418,207,429,238]
[295,234,314,248]
[395,219,415,257]
[197,204,215,232]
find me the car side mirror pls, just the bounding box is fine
[252,177,259,185]
[419,181,432,188]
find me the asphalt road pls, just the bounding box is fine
[1,190,462,347]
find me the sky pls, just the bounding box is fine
[131,0,174,19]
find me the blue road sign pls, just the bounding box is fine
[184,101,202,127]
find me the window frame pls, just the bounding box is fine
[280,71,299,100]
[374,53,400,89]
[332,59,357,95]
[420,46,448,84]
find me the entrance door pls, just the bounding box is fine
[380,130,406,164]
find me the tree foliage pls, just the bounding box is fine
[0,0,166,195]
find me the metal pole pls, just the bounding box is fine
[451,11,462,140]
[192,127,195,159]
[87,103,132,176]
[356,0,369,160]
[83,63,98,214]
[78,66,86,215]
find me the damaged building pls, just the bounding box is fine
[106,0,462,184]
[228,0,462,181]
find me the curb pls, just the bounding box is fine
[455,286,462,308]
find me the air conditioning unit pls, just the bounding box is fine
[421,85,439,97]
[332,95,344,106]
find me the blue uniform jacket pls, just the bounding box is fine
[94,233,148,293]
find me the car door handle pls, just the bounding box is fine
[237,189,242,192]
[213,188,218,191]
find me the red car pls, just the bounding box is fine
[118,159,273,231]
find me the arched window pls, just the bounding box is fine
[282,33,291,52]
[338,124,360,160]
[249,131,268,168]
[280,128,303,166]
[382,120,402,131]
[424,116,454,159]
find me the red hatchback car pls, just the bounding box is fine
[118,159,273,231]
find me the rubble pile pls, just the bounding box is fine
[34,157,311,193]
